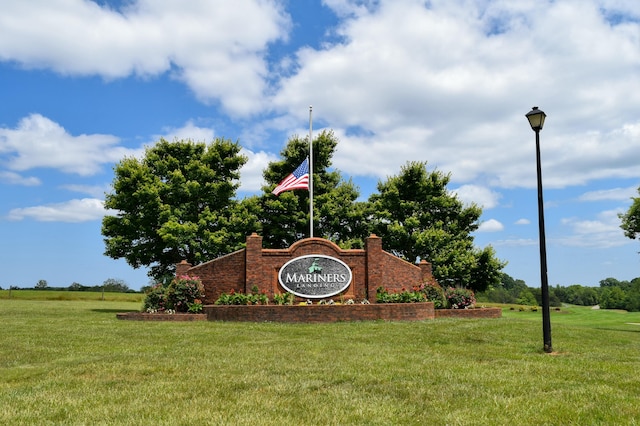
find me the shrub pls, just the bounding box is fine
[165,276,205,313]
[143,283,168,312]
[248,285,269,305]
[215,287,269,305]
[416,282,446,309]
[187,299,203,313]
[375,281,447,307]
[376,286,427,303]
[445,287,476,309]
[273,292,293,305]
[215,290,248,305]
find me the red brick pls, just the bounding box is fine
[204,302,435,323]
[179,234,437,306]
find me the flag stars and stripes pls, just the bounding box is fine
[272,158,310,196]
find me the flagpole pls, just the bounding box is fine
[309,105,314,238]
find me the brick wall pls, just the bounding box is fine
[185,249,246,304]
[180,233,436,305]
[204,302,435,323]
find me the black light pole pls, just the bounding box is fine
[526,106,552,353]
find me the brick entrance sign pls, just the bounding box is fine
[115,233,502,322]
[176,233,437,306]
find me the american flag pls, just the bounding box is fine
[272,158,309,196]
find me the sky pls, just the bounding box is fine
[1,0,639,291]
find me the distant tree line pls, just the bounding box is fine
[477,274,640,311]
[2,278,136,293]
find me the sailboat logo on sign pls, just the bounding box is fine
[308,258,322,273]
[278,255,352,298]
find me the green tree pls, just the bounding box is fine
[259,130,368,249]
[599,277,631,292]
[68,282,85,291]
[367,161,505,292]
[102,278,130,293]
[599,286,628,310]
[619,185,640,245]
[516,289,538,306]
[531,286,562,308]
[35,279,48,289]
[599,277,621,287]
[626,277,640,312]
[102,138,258,280]
[559,284,600,306]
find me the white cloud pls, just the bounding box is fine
[538,124,640,189]
[7,198,112,222]
[153,120,216,144]
[0,0,289,116]
[515,218,531,225]
[61,184,111,198]
[0,114,140,175]
[493,238,537,247]
[269,0,640,191]
[0,171,41,186]
[239,149,278,193]
[3,0,640,225]
[4,1,640,190]
[322,0,379,18]
[578,186,638,202]
[558,209,630,248]
[477,218,504,233]
[451,185,501,209]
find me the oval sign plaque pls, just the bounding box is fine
[278,254,352,298]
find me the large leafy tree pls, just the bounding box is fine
[367,161,504,292]
[259,130,369,249]
[619,185,640,244]
[102,138,258,280]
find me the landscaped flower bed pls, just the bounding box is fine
[117,277,501,322]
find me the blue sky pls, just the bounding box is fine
[1,0,639,291]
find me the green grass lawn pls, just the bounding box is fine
[1,300,639,425]
[0,289,143,303]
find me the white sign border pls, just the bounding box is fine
[278,254,353,299]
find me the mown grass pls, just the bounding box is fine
[1,300,639,425]
[0,289,143,303]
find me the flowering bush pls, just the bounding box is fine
[445,287,476,309]
[165,275,205,313]
[143,283,168,313]
[417,282,447,309]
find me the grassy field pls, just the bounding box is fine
[1,299,639,425]
[0,289,143,303]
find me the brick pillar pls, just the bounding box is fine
[365,234,383,301]
[419,260,433,282]
[245,233,263,294]
[175,260,192,277]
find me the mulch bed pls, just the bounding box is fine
[116,312,207,321]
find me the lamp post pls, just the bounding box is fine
[526,106,552,353]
